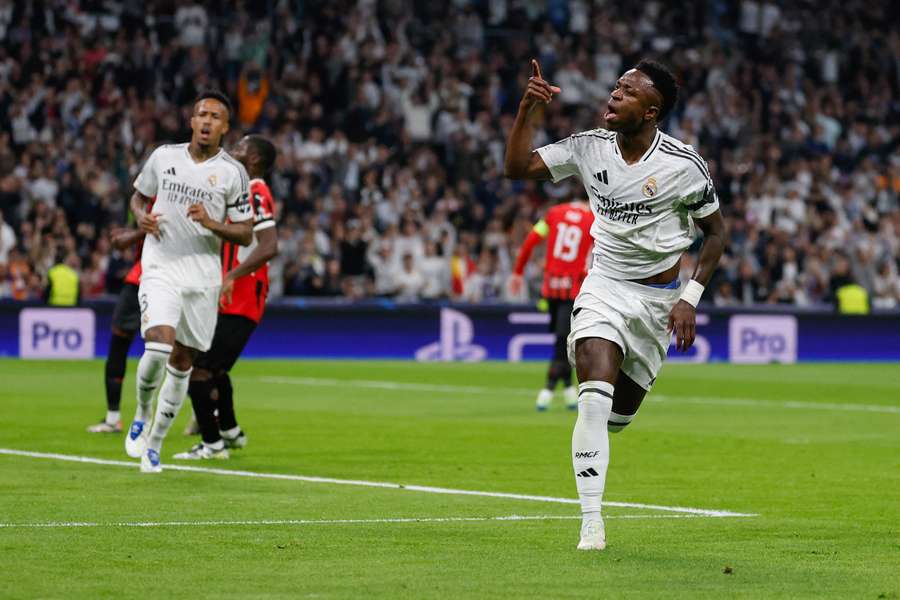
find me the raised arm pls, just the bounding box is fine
[509,220,549,295]
[503,59,559,180]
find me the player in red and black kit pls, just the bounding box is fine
[173,135,278,460]
[88,205,154,433]
[510,199,594,411]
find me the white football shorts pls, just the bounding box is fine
[567,270,680,391]
[138,276,220,352]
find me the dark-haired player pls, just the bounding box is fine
[504,60,727,550]
[510,198,593,411]
[174,135,279,460]
[87,227,146,433]
[124,90,253,473]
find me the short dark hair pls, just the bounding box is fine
[194,90,233,119]
[245,135,276,175]
[634,60,678,122]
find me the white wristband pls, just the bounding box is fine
[679,279,705,308]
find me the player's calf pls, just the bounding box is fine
[125,340,172,457]
[144,363,193,467]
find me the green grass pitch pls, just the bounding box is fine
[1,359,898,599]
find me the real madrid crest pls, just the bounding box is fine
[642,176,658,198]
[207,174,218,187]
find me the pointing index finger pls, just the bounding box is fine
[532,59,542,80]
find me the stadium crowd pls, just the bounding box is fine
[0,0,897,308]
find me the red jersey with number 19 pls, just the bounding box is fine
[513,201,594,300]
[219,179,276,323]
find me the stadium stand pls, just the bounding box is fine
[0,0,897,307]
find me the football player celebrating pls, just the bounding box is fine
[504,59,727,550]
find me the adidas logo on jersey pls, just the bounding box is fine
[164,167,176,176]
[595,170,609,185]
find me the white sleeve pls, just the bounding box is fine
[133,148,160,196]
[226,163,253,222]
[681,154,719,218]
[687,179,720,218]
[535,135,582,183]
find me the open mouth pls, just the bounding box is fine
[604,102,617,121]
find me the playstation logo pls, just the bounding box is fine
[415,308,487,362]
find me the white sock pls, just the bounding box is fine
[204,439,225,451]
[220,425,241,439]
[134,342,172,422]
[572,380,613,523]
[105,410,121,425]
[147,364,192,453]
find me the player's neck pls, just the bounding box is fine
[615,126,658,165]
[188,141,220,163]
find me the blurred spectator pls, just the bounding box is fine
[395,253,425,301]
[0,208,14,263]
[45,252,80,307]
[450,242,476,300]
[238,66,270,128]
[308,258,343,297]
[0,261,10,298]
[871,261,900,309]
[367,238,399,297]
[713,281,739,307]
[419,241,450,300]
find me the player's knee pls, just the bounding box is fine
[144,326,174,345]
[607,411,635,433]
[191,367,212,382]
[574,338,620,382]
[111,326,135,340]
[169,347,196,372]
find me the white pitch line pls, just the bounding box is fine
[0,448,756,518]
[0,514,714,530]
[256,375,900,414]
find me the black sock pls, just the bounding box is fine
[104,333,132,412]
[188,378,221,445]
[560,361,573,387]
[547,332,570,390]
[215,372,238,432]
[545,370,560,390]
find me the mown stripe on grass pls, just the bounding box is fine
[254,376,900,414]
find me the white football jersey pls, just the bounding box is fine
[536,128,719,280]
[134,143,252,287]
